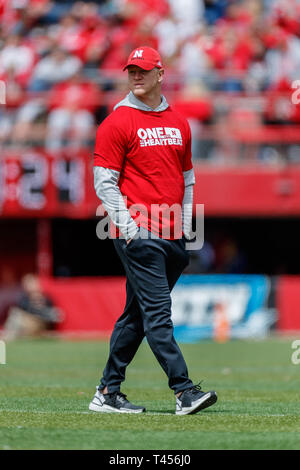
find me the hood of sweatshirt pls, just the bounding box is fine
[113,91,169,113]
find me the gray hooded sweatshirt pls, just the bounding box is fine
[93,91,195,240]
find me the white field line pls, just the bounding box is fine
[0,409,171,416]
[0,409,287,417]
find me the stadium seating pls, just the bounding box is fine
[0,0,300,162]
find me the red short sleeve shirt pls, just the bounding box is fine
[94,104,193,237]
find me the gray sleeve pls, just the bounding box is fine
[93,166,139,240]
[182,169,195,240]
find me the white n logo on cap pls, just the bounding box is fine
[133,49,143,58]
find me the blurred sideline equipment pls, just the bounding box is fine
[213,303,230,343]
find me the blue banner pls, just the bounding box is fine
[172,275,275,342]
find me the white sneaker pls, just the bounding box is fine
[89,388,146,414]
[176,383,217,415]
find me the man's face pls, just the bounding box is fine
[127,65,164,98]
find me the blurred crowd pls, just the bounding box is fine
[1,0,300,156]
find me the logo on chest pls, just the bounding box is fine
[137,127,183,147]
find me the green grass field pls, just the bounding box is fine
[0,336,300,450]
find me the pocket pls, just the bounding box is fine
[125,238,137,249]
[124,234,141,251]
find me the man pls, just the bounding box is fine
[1,274,61,341]
[89,46,217,415]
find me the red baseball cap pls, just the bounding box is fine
[123,46,163,71]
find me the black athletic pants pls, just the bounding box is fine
[99,231,194,395]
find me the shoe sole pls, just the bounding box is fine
[89,401,146,414]
[176,391,217,416]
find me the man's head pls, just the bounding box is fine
[124,46,164,101]
[22,274,41,295]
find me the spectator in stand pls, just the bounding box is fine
[177,31,214,85]
[83,19,110,75]
[154,0,204,72]
[0,32,36,88]
[53,11,87,60]
[8,0,53,36]
[9,46,82,147]
[204,25,257,91]
[264,28,300,88]
[48,3,108,63]
[0,67,26,147]
[243,26,268,92]
[76,13,110,74]
[29,45,82,91]
[1,273,62,341]
[168,0,204,41]
[11,97,47,147]
[45,68,102,151]
[98,0,169,74]
[203,0,265,91]
[154,13,179,66]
